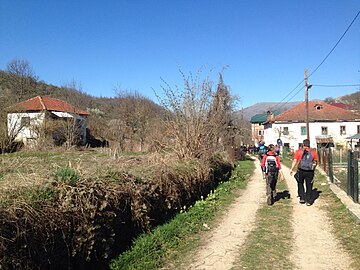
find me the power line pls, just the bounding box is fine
[269,80,304,111]
[308,9,360,79]
[269,9,360,112]
[274,85,306,112]
[312,84,360,87]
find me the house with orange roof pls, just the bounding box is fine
[6,96,90,147]
[263,100,360,150]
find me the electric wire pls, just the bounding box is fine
[308,9,360,79]
[269,9,360,113]
[312,84,360,87]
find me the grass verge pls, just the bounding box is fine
[313,172,360,268]
[282,156,360,267]
[233,178,294,270]
[110,159,255,270]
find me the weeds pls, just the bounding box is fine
[54,167,79,186]
[0,149,235,269]
[110,159,255,270]
[22,186,58,207]
[313,172,360,268]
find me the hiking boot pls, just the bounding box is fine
[299,199,305,204]
[306,202,311,206]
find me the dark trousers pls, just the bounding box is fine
[297,170,314,203]
[266,172,278,195]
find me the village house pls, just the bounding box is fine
[7,96,89,147]
[263,100,360,151]
[250,110,281,145]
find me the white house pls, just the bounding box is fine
[7,96,89,146]
[263,100,360,150]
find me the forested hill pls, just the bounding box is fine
[0,70,162,119]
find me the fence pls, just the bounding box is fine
[318,147,359,203]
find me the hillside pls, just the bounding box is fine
[337,91,360,110]
[234,101,302,121]
[0,70,165,151]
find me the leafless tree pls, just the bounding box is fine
[208,73,235,150]
[156,70,236,160]
[6,59,38,101]
[107,89,161,152]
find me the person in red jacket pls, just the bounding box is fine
[290,139,318,206]
[261,144,284,205]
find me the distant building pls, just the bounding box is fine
[263,100,360,150]
[7,96,89,147]
[250,110,281,145]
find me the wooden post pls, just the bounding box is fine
[328,147,334,183]
[305,69,310,141]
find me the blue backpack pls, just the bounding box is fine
[259,146,266,156]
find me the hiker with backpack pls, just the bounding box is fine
[289,139,318,206]
[261,144,285,205]
[258,142,267,161]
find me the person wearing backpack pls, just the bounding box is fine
[261,144,285,205]
[258,142,267,161]
[290,139,318,206]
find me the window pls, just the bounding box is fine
[340,126,346,135]
[301,126,307,136]
[21,117,30,127]
[283,127,289,135]
[358,125,360,134]
[315,104,323,110]
[258,130,263,136]
[321,126,328,135]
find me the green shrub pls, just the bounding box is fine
[54,167,79,186]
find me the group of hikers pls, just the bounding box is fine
[259,139,318,206]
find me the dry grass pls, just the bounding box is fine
[0,148,234,269]
[0,149,177,203]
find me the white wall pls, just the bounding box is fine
[264,121,360,150]
[7,112,45,145]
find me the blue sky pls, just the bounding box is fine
[1,1,359,109]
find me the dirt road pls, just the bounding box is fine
[284,165,353,269]
[184,159,266,269]
[182,159,353,270]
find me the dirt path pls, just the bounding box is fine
[282,165,353,270]
[183,159,266,270]
[181,159,354,270]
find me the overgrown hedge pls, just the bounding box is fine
[0,155,233,269]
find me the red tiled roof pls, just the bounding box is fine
[275,100,360,122]
[7,96,89,115]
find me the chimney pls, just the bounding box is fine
[266,111,274,122]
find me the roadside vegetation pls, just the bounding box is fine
[0,68,252,269]
[110,159,255,270]
[313,173,360,268]
[281,157,360,268]
[233,178,294,269]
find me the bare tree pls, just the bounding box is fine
[107,89,161,152]
[6,58,38,101]
[6,59,38,79]
[156,70,236,160]
[208,73,235,150]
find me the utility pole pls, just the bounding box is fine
[305,68,310,141]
